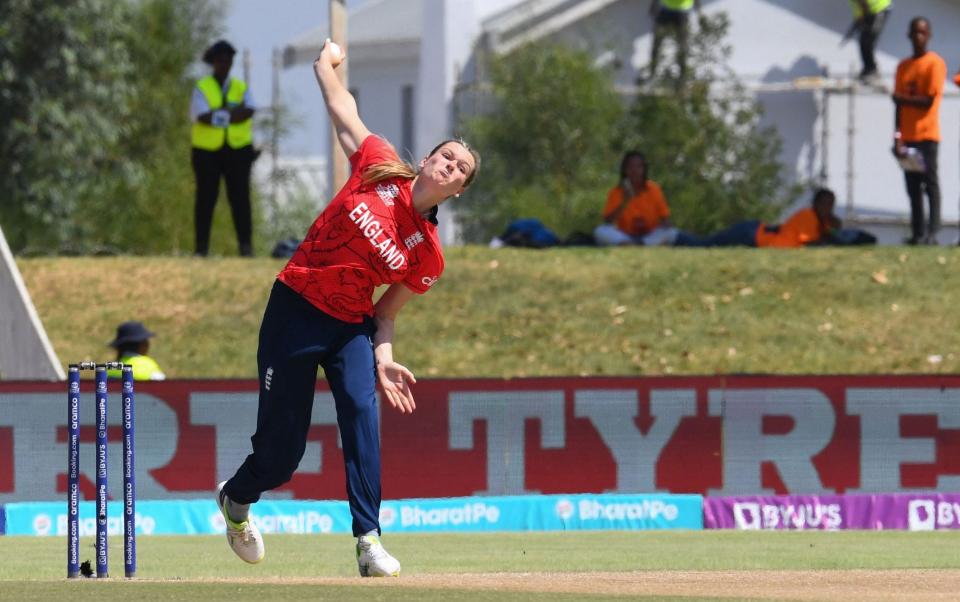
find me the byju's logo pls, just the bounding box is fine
[732,502,842,530]
[733,503,761,529]
[907,499,960,531]
[908,500,935,531]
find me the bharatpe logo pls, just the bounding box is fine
[399,502,500,528]
[555,499,575,520]
[379,506,398,528]
[211,511,333,534]
[33,514,53,536]
[577,498,679,523]
[907,499,960,530]
[55,512,154,536]
[733,502,843,530]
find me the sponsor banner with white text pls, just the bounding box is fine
[704,492,960,530]
[3,493,701,536]
[2,376,960,503]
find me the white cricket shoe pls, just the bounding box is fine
[217,481,265,564]
[356,534,401,577]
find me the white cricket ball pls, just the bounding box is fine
[328,42,344,67]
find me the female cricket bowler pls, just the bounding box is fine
[215,39,480,576]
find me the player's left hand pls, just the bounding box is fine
[377,361,417,414]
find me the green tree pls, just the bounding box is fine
[0,0,137,253]
[621,12,797,234]
[457,44,623,242]
[0,0,228,255]
[78,0,225,255]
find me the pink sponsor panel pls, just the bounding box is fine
[703,493,960,530]
[1,376,960,502]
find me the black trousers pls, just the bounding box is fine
[858,9,889,75]
[904,140,940,241]
[650,8,690,80]
[192,145,255,256]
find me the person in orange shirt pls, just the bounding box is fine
[892,16,946,245]
[593,151,678,246]
[673,188,841,248]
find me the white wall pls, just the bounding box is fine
[350,58,420,158]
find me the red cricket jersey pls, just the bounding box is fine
[277,135,444,323]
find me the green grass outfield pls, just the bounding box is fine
[2,531,960,601]
[16,246,960,379]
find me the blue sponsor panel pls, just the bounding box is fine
[0,504,5,535]
[380,494,702,532]
[5,494,701,536]
[550,493,702,531]
[5,500,355,536]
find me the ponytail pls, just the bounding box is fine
[361,160,418,186]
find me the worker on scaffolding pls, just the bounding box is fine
[846,0,892,86]
[645,0,702,83]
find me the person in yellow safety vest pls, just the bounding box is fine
[645,0,702,83]
[191,39,257,257]
[107,321,166,381]
[847,0,893,85]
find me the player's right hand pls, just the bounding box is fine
[315,38,344,69]
[377,361,417,414]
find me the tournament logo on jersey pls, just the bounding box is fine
[376,183,400,206]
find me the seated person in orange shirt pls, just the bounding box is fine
[593,151,679,246]
[673,188,841,248]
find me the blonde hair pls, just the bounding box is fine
[361,139,481,188]
[361,160,417,185]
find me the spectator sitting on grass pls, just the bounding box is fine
[673,188,849,248]
[593,151,679,247]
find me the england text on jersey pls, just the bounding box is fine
[349,202,406,270]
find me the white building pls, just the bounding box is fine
[277,0,960,244]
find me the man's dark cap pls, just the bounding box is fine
[203,40,237,64]
[108,321,156,348]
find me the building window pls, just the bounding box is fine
[401,85,414,157]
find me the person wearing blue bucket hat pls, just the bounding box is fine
[107,321,166,381]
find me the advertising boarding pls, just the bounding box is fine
[2,376,960,503]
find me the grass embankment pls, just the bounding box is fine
[17,246,960,379]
